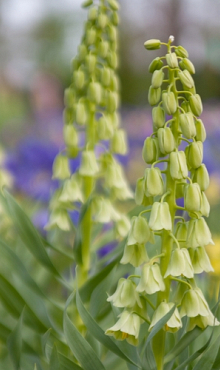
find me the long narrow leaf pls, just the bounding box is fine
[193,336,220,370]
[76,289,140,368]
[63,293,106,370]
[7,310,24,370]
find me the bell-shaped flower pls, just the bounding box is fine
[166,52,178,68]
[152,106,165,129]
[63,124,78,149]
[144,168,164,197]
[135,177,153,207]
[164,248,194,278]
[162,91,177,115]
[112,183,133,200]
[149,202,172,231]
[127,215,153,245]
[148,86,161,106]
[136,263,165,294]
[186,141,203,169]
[52,154,71,180]
[189,94,203,116]
[170,151,188,180]
[187,217,214,248]
[107,278,142,308]
[115,215,131,238]
[200,192,210,217]
[105,160,127,189]
[188,310,220,331]
[179,112,196,139]
[192,164,209,191]
[45,209,71,231]
[142,137,159,164]
[184,183,201,212]
[157,127,175,155]
[79,150,99,176]
[92,197,120,223]
[149,302,182,333]
[110,129,128,155]
[195,119,206,142]
[105,310,141,346]
[59,175,84,203]
[121,243,148,267]
[75,102,87,125]
[175,221,188,248]
[188,246,214,274]
[180,288,210,318]
[97,115,114,140]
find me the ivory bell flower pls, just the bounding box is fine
[164,248,194,279]
[107,278,142,308]
[136,263,165,294]
[149,302,182,333]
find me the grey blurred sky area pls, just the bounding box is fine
[1,0,220,89]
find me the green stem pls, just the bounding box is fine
[170,276,192,289]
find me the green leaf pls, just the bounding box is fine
[193,336,220,370]
[63,293,106,370]
[76,289,140,368]
[7,309,24,370]
[2,190,59,276]
[164,326,202,364]
[58,352,83,370]
[49,345,60,370]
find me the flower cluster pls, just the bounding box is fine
[46,0,132,237]
[106,36,218,346]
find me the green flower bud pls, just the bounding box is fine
[189,94,203,116]
[170,151,188,179]
[63,107,74,124]
[180,288,210,318]
[200,192,210,217]
[101,67,111,87]
[78,44,87,60]
[121,243,148,267]
[86,53,96,73]
[135,177,153,206]
[45,209,71,231]
[110,74,120,91]
[166,52,178,68]
[92,197,120,223]
[195,119,206,142]
[149,57,163,73]
[179,112,196,139]
[79,150,99,176]
[187,217,214,248]
[162,92,177,114]
[175,221,188,248]
[75,102,87,125]
[63,124,78,149]
[136,263,165,294]
[97,115,114,140]
[188,311,220,331]
[175,45,188,58]
[149,202,172,231]
[148,86,161,106]
[181,100,191,113]
[64,88,75,107]
[107,0,119,11]
[107,91,119,112]
[144,39,161,50]
[97,13,108,29]
[142,137,158,164]
[186,141,203,169]
[111,11,119,26]
[151,70,164,88]
[107,278,142,308]
[105,310,140,346]
[108,25,117,42]
[192,164,209,191]
[86,28,96,45]
[188,246,213,274]
[88,6,98,21]
[144,167,164,197]
[82,0,93,8]
[164,248,194,279]
[184,183,201,212]
[149,302,182,333]
[152,106,165,129]
[73,70,85,89]
[157,127,175,154]
[59,175,84,203]
[110,129,128,155]
[107,51,118,69]
[127,216,152,245]
[178,70,194,89]
[179,58,195,74]
[88,82,102,104]
[52,154,70,180]
[72,58,80,71]
[116,215,131,238]
[98,40,109,58]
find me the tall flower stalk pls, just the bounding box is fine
[106,36,219,369]
[46,0,132,287]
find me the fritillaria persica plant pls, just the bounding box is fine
[105,36,219,369]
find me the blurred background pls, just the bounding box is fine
[0,0,220,282]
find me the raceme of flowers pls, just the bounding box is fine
[46,0,132,237]
[105,36,219,346]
